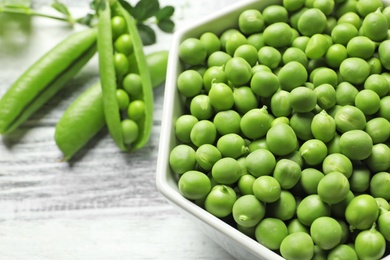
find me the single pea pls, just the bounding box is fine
[208,82,234,111]
[370,171,390,200]
[189,94,213,120]
[123,73,142,98]
[289,86,317,113]
[318,171,350,205]
[114,34,133,56]
[257,46,281,70]
[313,0,335,15]
[248,138,268,152]
[216,133,247,159]
[364,74,389,98]
[338,11,362,29]
[250,71,279,98]
[251,64,272,74]
[247,33,265,50]
[245,149,276,177]
[346,36,375,59]
[238,9,265,35]
[238,174,256,195]
[213,110,241,135]
[325,44,348,68]
[356,0,383,17]
[282,47,308,67]
[267,190,297,221]
[354,89,380,115]
[335,82,359,106]
[255,218,288,251]
[345,194,379,230]
[266,123,298,156]
[297,194,331,226]
[327,134,341,154]
[263,5,289,24]
[224,57,252,86]
[378,96,390,121]
[299,168,324,195]
[178,38,207,65]
[240,107,272,140]
[339,130,373,160]
[233,86,258,114]
[111,16,126,39]
[287,218,309,234]
[330,190,355,219]
[325,16,337,35]
[311,110,336,143]
[310,217,342,250]
[220,28,240,50]
[322,153,353,178]
[113,52,129,78]
[175,115,198,143]
[312,67,338,88]
[121,119,139,145]
[253,176,281,203]
[234,44,258,67]
[355,228,386,260]
[283,0,305,11]
[327,244,358,260]
[199,32,221,56]
[362,11,388,42]
[127,100,145,121]
[169,144,196,175]
[280,232,314,260]
[190,120,217,147]
[335,0,358,18]
[232,194,265,227]
[334,105,366,133]
[314,84,337,110]
[195,144,221,171]
[273,159,301,189]
[225,31,248,57]
[290,112,315,141]
[376,198,390,211]
[331,23,358,46]
[204,185,236,218]
[378,40,390,71]
[263,22,293,48]
[292,35,310,51]
[305,34,330,60]
[270,90,292,117]
[300,139,328,166]
[278,61,308,91]
[212,157,242,185]
[202,66,227,93]
[116,89,130,111]
[207,51,232,67]
[340,57,371,85]
[365,117,390,144]
[349,165,371,193]
[297,8,327,36]
[178,170,211,200]
[378,211,390,242]
[177,70,203,97]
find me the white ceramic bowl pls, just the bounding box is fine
[156,0,390,259]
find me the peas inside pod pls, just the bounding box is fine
[170,1,390,259]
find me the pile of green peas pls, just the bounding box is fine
[110,15,146,145]
[169,0,390,259]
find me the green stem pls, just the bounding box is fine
[0,7,75,25]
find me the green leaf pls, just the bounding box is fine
[132,0,159,21]
[157,18,174,33]
[118,0,133,14]
[90,0,106,12]
[137,23,156,45]
[51,0,71,17]
[156,6,174,21]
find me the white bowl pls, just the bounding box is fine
[156,0,390,259]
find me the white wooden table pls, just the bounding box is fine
[0,0,239,259]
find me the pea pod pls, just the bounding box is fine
[97,0,153,151]
[55,51,169,161]
[0,28,97,134]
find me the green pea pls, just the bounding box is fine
[245,149,276,177]
[339,129,373,160]
[255,218,288,251]
[195,144,221,171]
[213,110,241,135]
[331,23,358,46]
[257,46,282,70]
[232,194,265,227]
[266,123,298,156]
[280,232,314,260]
[327,134,342,154]
[310,216,342,250]
[220,29,240,50]
[300,168,324,195]
[233,44,258,67]
[292,35,310,51]
[263,5,289,24]
[240,108,272,140]
[335,82,359,106]
[253,176,281,203]
[378,40,390,71]
[225,31,247,56]
[204,185,236,218]
[238,9,265,35]
[114,33,133,56]
[318,171,350,204]
[248,138,268,152]
[345,194,379,230]
[113,52,129,77]
[327,244,358,260]
[177,70,203,97]
[208,82,234,111]
[247,33,265,50]
[362,10,388,42]
[287,218,309,234]
[273,159,301,189]
[354,89,380,116]
[364,74,389,98]
[111,16,126,39]
[178,38,207,65]
[190,94,213,120]
[290,112,315,141]
[346,36,376,59]
[289,86,317,113]
[300,139,328,166]
[278,61,308,91]
[250,71,280,98]
[224,57,252,86]
[212,157,242,185]
[370,171,390,200]
[178,170,211,200]
[378,96,390,121]
[238,174,256,195]
[199,32,221,56]
[270,90,292,117]
[190,120,217,147]
[349,165,371,193]
[297,8,327,36]
[297,194,331,226]
[263,22,293,48]
[175,115,198,143]
[325,44,348,68]
[121,119,139,145]
[311,110,336,143]
[322,153,353,178]
[127,100,145,121]
[169,144,196,175]
[267,190,297,221]
[282,47,308,67]
[123,73,142,98]
[116,89,130,111]
[233,86,258,114]
[340,57,371,85]
[283,0,305,11]
[365,117,390,144]
[305,34,330,60]
[202,66,227,93]
[334,105,366,133]
[378,211,390,241]
[216,133,247,159]
[207,51,232,67]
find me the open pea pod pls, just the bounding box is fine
[0,28,97,134]
[97,0,153,151]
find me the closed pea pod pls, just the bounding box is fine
[97,0,153,151]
